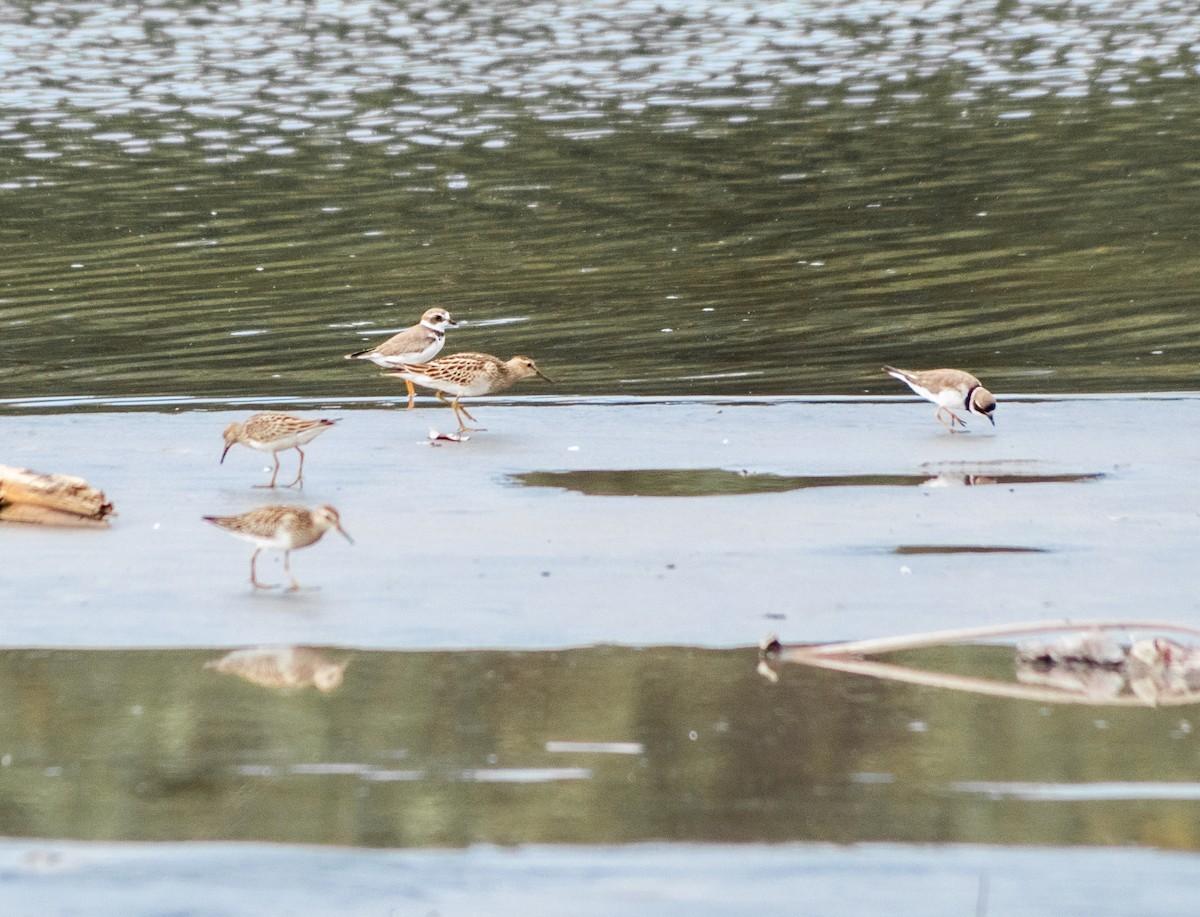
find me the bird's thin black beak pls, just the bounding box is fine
[220,443,232,464]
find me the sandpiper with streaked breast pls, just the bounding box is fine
[202,504,353,590]
[383,352,553,431]
[220,412,337,489]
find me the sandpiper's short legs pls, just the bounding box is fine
[446,394,481,432]
[282,448,306,489]
[283,551,303,591]
[404,379,417,410]
[255,453,283,489]
[454,398,478,424]
[250,548,274,589]
[434,391,481,431]
[205,504,351,592]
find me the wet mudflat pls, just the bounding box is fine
[2,841,1200,917]
[1,395,1196,649]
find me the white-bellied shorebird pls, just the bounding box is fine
[346,307,457,408]
[883,365,996,432]
[203,504,352,590]
[384,352,552,431]
[220,413,336,488]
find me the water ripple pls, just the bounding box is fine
[0,0,1196,160]
[0,3,1198,401]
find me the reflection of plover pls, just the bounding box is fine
[345,307,457,408]
[384,352,553,431]
[221,413,337,489]
[883,365,996,432]
[205,646,349,692]
[202,504,353,590]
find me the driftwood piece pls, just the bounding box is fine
[0,464,114,527]
[759,620,1200,707]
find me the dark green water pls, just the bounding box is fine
[3,645,1197,850]
[1,1,1199,406]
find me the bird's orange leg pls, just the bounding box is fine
[935,407,967,433]
[283,448,305,489]
[250,548,274,589]
[436,392,480,431]
[256,454,282,488]
[284,551,302,591]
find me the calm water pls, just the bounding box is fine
[2,0,1200,405]
[3,645,1198,849]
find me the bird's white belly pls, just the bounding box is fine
[932,387,968,410]
[245,428,321,452]
[245,436,289,452]
[367,337,445,367]
[228,528,293,550]
[910,382,966,411]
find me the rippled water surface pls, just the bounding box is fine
[2,0,1200,405]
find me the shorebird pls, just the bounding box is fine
[345,307,457,408]
[883,365,996,432]
[383,352,553,431]
[220,413,337,489]
[202,504,353,590]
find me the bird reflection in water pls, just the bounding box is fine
[1017,633,1200,704]
[761,623,1200,707]
[1127,639,1200,705]
[919,472,998,487]
[205,646,349,692]
[1015,630,1129,700]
